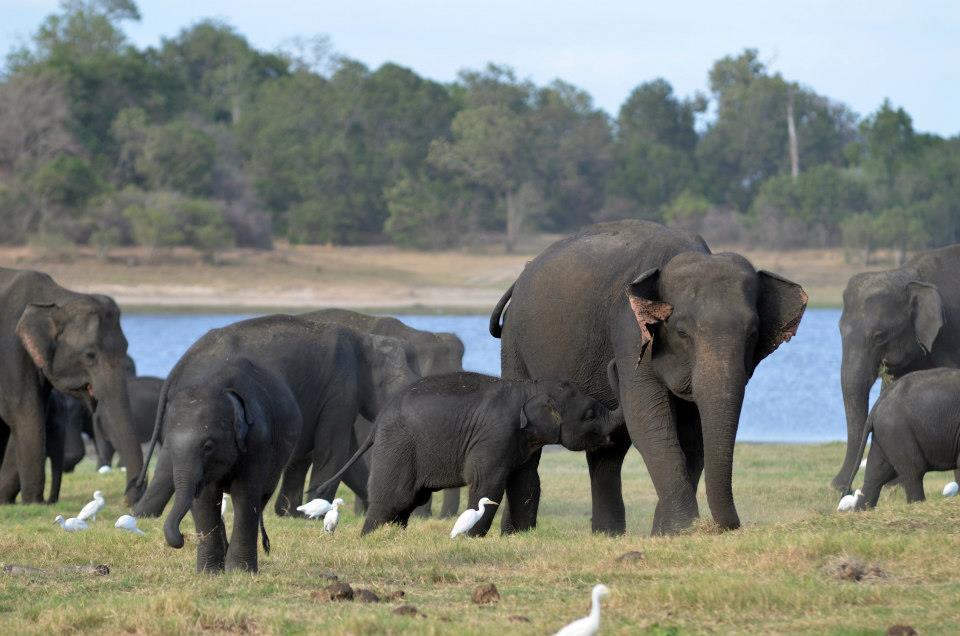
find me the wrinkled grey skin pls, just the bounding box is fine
[491,221,807,536]
[0,268,143,504]
[843,368,960,508]
[316,371,622,536]
[94,375,164,468]
[835,245,960,490]
[160,358,301,573]
[302,308,465,518]
[134,316,419,520]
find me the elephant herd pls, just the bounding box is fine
[2,220,959,574]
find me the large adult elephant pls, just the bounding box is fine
[833,244,960,490]
[302,308,465,517]
[490,221,807,536]
[0,268,143,504]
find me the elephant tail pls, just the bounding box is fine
[313,424,378,496]
[843,409,875,496]
[136,375,172,492]
[489,282,515,338]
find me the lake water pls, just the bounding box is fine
[121,309,876,444]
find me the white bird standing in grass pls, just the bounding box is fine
[323,499,342,533]
[297,497,343,519]
[837,489,863,512]
[115,514,145,536]
[221,494,230,517]
[54,515,88,532]
[943,481,959,497]
[554,584,609,636]
[450,497,498,538]
[77,491,105,521]
[97,465,112,474]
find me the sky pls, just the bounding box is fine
[2,0,958,136]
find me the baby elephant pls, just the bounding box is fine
[843,368,960,508]
[320,369,622,536]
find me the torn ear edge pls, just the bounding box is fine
[625,269,673,364]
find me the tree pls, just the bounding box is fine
[138,120,216,196]
[0,73,77,170]
[858,99,918,189]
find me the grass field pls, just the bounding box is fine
[1,444,959,634]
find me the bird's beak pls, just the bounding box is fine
[490,501,500,506]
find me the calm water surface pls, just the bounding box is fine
[121,309,876,443]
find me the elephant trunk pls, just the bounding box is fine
[92,364,144,504]
[835,343,878,490]
[164,463,200,549]
[694,366,745,531]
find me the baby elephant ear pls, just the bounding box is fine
[519,394,561,445]
[225,390,250,453]
[907,281,943,354]
[625,269,673,362]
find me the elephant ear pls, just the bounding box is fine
[907,281,943,354]
[625,268,673,363]
[519,394,561,445]
[15,303,59,371]
[225,390,251,453]
[754,271,808,367]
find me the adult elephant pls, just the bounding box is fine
[490,221,807,535]
[0,268,143,504]
[833,244,960,490]
[94,375,164,469]
[302,309,465,517]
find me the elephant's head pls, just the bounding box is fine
[522,380,622,453]
[833,271,943,488]
[420,332,465,376]
[358,334,421,420]
[621,252,807,530]
[163,380,258,549]
[15,294,145,503]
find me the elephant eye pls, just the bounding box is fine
[83,350,98,363]
[871,331,887,345]
[584,409,595,421]
[675,328,690,339]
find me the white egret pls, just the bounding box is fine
[554,584,609,636]
[297,497,343,519]
[323,499,343,533]
[450,497,498,538]
[221,494,230,517]
[77,490,105,521]
[54,515,88,532]
[97,465,111,474]
[114,515,145,536]
[837,489,863,512]
[943,481,959,497]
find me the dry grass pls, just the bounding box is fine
[0,241,899,313]
[1,443,959,634]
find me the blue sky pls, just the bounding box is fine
[3,0,957,135]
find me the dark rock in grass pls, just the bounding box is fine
[316,581,354,601]
[509,616,531,623]
[392,605,424,618]
[319,571,338,581]
[62,564,110,576]
[354,588,380,603]
[472,583,500,604]
[616,551,645,563]
[887,626,918,636]
[2,564,44,575]
[385,590,406,602]
[825,556,887,582]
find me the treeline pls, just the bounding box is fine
[1,0,958,256]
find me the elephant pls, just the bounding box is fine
[160,357,301,573]
[317,370,622,536]
[842,368,960,508]
[94,375,164,469]
[490,220,807,536]
[301,308,466,517]
[133,315,419,520]
[0,268,143,504]
[834,244,960,490]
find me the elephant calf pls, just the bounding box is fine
[320,370,622,537]
[844,368,960,508]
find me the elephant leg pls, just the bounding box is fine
[411,494,432,518]
[466,473,508,537]
[585,432,631,535]
[275,455,311,517]
[0,443,20,503]
[133,446,174,517]
[225,486,261,573]
[93,414,115,468]
[440,488,461,518]
[362,503,402,535]
[500,450,542,534]
[47,438,64,505]
[860,445,897,508]
[339,454,369,513]
[194,483,228,573]
[304,402,358,503]
[676,401,704,504]
[62,418,85,473]
[0,395,48,504]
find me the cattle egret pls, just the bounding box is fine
[554,584,609,636]
[450,497,499,538]
[859,458,867,469]
[221,494,230,517]
[115,515,145,536]
[837,489,863,512]
[323,500,342,533]
[943,481,959,497]
[77,491,105,521]
[97,465,111,474]
[297,497,343,519]
[54,515,88,532]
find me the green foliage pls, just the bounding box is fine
[123,190,232,256]
[139,120,216,196]
[663,190,714,225]
[287,200,334,245]
[29,155,101,209]
[384,172,482,249]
